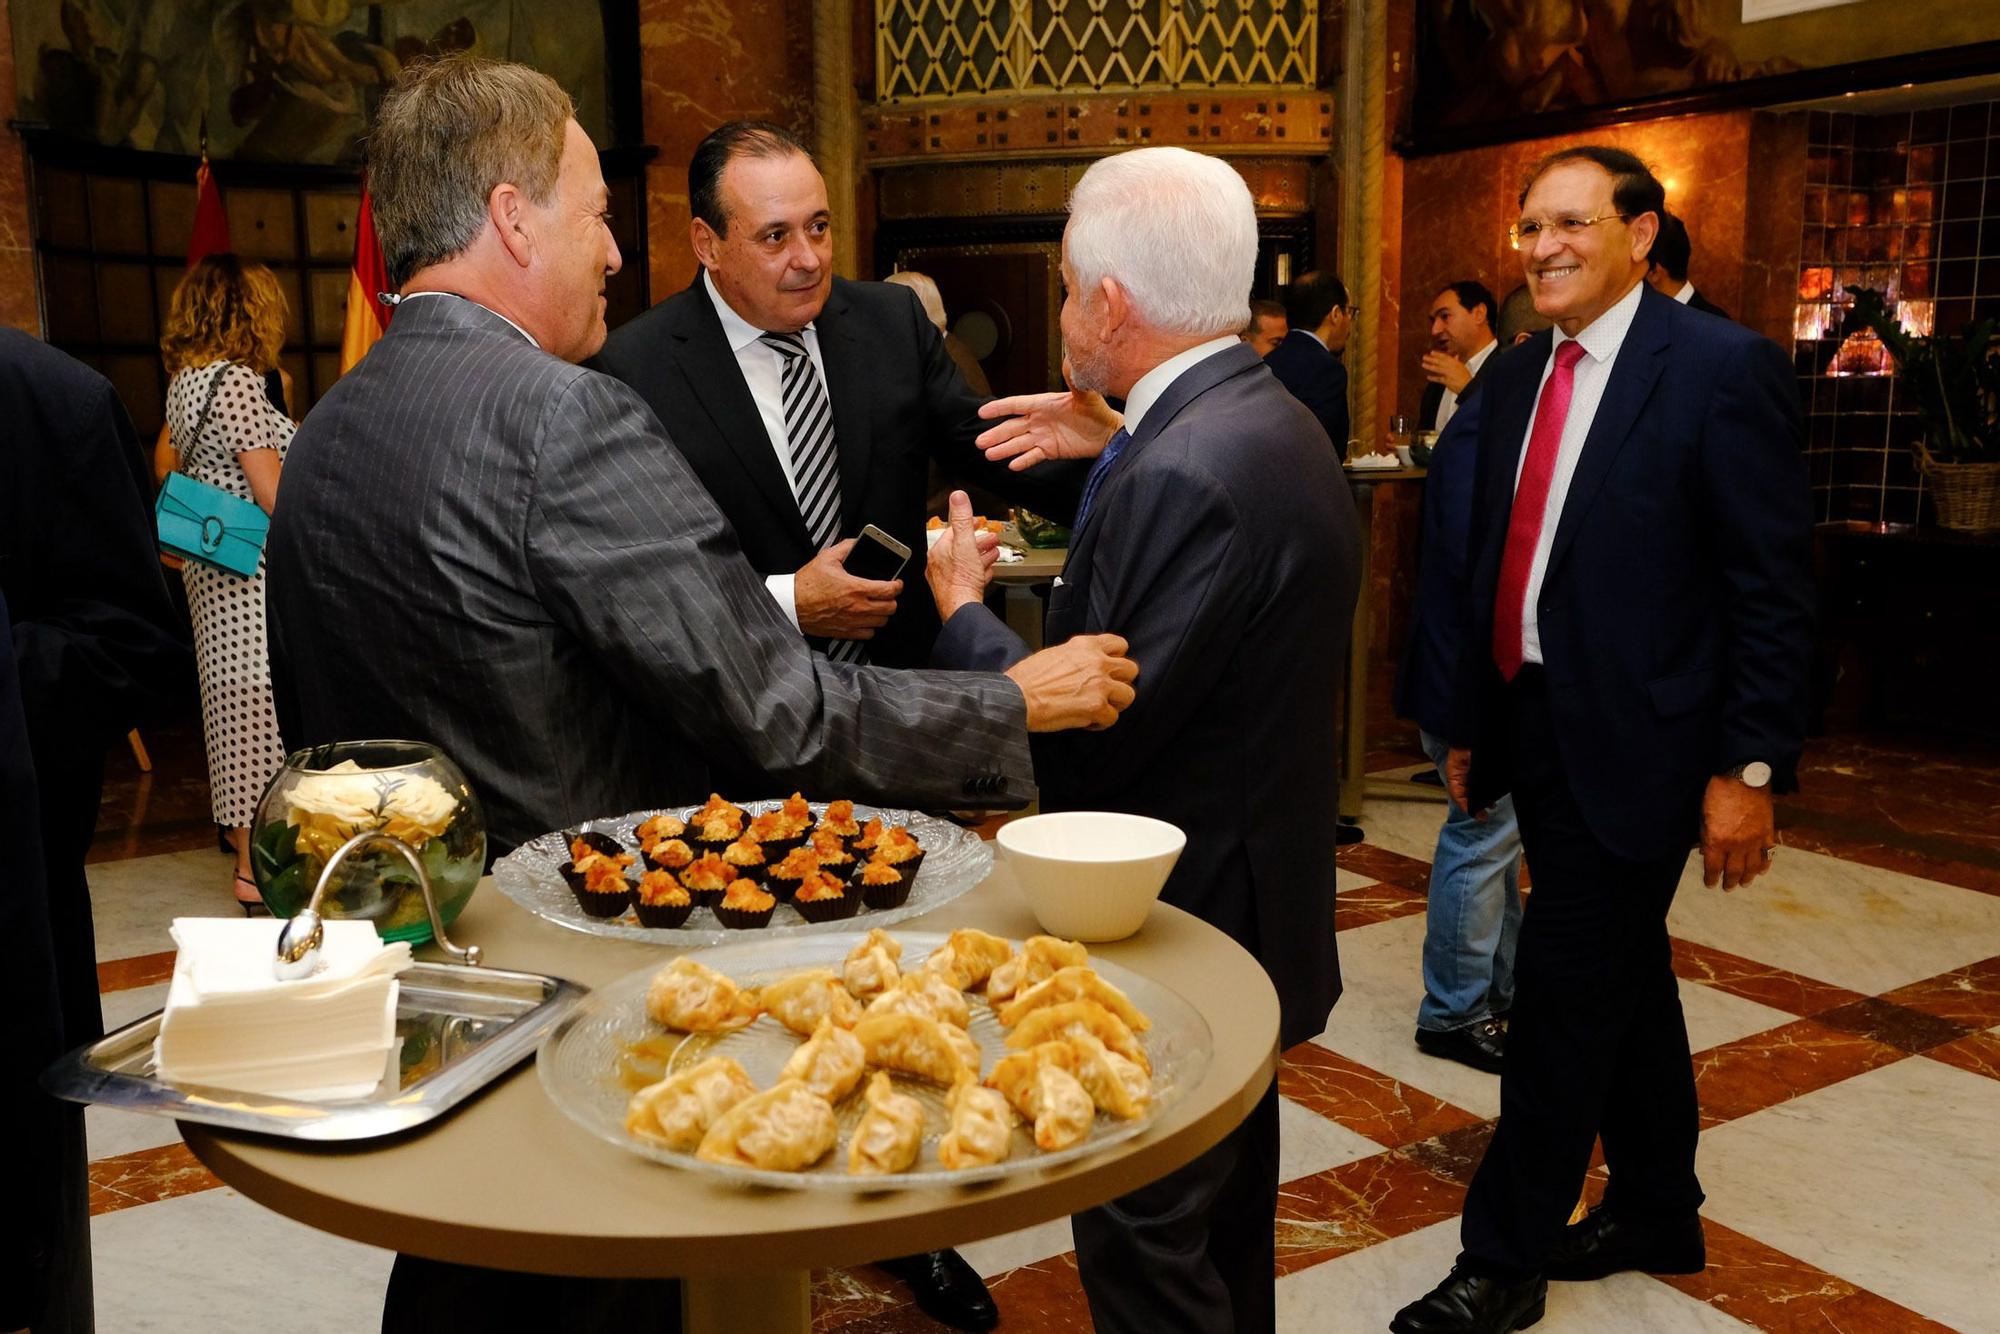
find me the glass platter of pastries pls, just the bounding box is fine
[536,928,1212,1190]
[492,795,992,946]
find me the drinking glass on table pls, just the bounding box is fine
[1389,414,1415,453]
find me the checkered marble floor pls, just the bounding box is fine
[78,784,2000,1333]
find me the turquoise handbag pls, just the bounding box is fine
[155,370,270,578]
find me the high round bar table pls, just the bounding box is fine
[182,860,1280,1334]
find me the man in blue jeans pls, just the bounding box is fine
[1395,384,1523,1074]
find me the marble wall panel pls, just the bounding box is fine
[637,0,815,298]
[1393,112,1756,422]
[0,0,41,333]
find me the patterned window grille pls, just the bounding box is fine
[876,0,1318,102]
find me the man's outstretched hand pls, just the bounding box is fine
[974,376,1123,471]
[1006,634,1139,731]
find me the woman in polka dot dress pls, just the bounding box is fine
[160,255,294,913]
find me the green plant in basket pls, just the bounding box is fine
[251,742,487,945]
[1845,286,2000,464]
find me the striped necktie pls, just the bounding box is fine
[759,331,843,551]
[759,331,863,663]
[1072,427,1132,536]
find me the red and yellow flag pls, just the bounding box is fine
[340,185,393,373]
[187,152,231,267]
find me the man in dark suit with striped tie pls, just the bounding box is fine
[593,122,1084,671]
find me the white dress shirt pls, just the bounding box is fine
[1673,281,1696,305]
[1511,278,1645,666]
[1122,335,1241,436]
[703,270,833,630]
[1434,337,1496,431]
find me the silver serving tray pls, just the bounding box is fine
[42,962,585,1142]
[493,801,993,946]
[537,932,1213,1190]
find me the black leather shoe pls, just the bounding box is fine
[1415,1019,1507,1074]
[875,1250,998,1332]
[1391,1266,1546,1333]
[1546,1204,1705,1280]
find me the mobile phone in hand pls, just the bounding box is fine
[843,524,912,582]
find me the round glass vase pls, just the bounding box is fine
[250,739,486,945]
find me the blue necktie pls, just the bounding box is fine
[1072,428,1131,536]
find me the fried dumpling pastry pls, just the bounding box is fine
[778,1016,868,1103]
[921,928,1014,990]
[759,968,861,1036]
[1067,1032,1152,1119]
[853,1011,976,1087]
[996,966,1151,1033]
[986,935,1089,1001]
[843,928,903,999]
[846,1072,926,1176]
[864,970,972,1030]
[645,957,762,1033]
[986,1042,1095,1150]
[985,1041,1078,1111]
[1027,1064,1096,1151]
[1006,999,1150,1073]
[695,1079,838,1171]
[624,1056,757,1151]
[937,1075,1014,1169]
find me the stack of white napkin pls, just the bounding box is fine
[153,918,414,1100]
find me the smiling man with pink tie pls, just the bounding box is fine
[1391,147,1814,1334]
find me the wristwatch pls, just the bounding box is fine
[1722,761,1772,789]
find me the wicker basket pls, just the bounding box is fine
[1916,439,2000,534]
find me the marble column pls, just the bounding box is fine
[813,0,860,279]
[1339,0,1388,455]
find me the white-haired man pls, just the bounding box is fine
[930,146,1364,1331]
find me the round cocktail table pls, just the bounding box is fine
[183,860,1280,1333]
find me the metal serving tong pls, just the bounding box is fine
[275,830,482,979]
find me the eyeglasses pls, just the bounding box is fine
[1509,212,1629,250]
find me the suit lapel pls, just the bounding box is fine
[1543,290,1670,583]
[811,281,873,534]
[669,283,812,549]
[1487,330,1550,502]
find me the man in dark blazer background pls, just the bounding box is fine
[1645,211,1730,320]
[1,330,191,1049]
[1393,148,1812,1333]
[930,145,1363,1334]
[1418,280,1500,433]
[592,122,1084,671]
[1265,268,1353,455]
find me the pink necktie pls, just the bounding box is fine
[1492,340,1587,681]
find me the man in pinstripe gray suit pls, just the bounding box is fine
[268,55,1138,864]
[266,52,1138,1331]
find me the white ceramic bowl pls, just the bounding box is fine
[1395,444,1416,468]
[996,812,1186,942]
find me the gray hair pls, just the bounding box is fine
[368,55,575,287]
[884,270,948,330]
[1066,147,1256,337]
